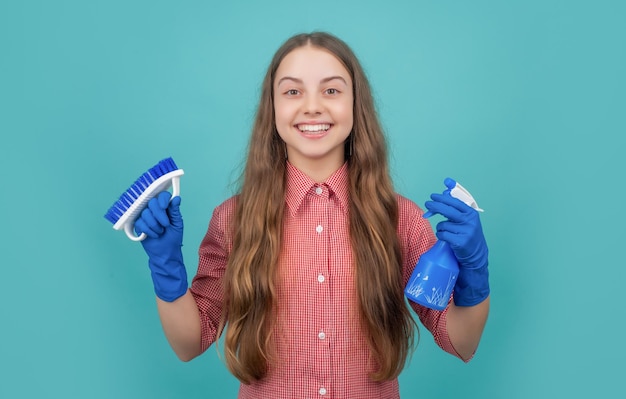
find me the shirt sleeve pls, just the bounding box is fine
[189,196,236,353]
[397,195,464,360]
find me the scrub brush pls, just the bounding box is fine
[104,157,184,241]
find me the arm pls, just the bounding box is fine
[400,196,469,359]
[423,178,491,361]
[154,203,229,361]
[156,291,203,361]
[446,296,489,361]
[134,193,204,360]
[135,192,229,361]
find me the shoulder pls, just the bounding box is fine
[395,193,434,247]
[200,195,239,253]
[213,195,238,218]
[210,195,240,234]
[395,193,427,220]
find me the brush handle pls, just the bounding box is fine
[125,223,146,241]
[125,175,182,241]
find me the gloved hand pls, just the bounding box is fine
[134,191,188,302]
[424,178,489,306]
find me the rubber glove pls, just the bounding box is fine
[134,191,188,302]
[424,178,489,306]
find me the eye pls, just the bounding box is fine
[325,88,339,95]
[285,89,300,96]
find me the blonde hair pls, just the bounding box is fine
[220,32,416,384]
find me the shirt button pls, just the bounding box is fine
[315,186,323,195]
[317,274,325,283]
[318,331,326,340]
[316,225,323,233]
[319,387,327,396]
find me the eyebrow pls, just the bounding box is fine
[276,75,348,86]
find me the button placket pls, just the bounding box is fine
[312,183,331,397]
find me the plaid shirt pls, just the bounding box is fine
[191,162,460,399]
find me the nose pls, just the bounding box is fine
[303,93,323,115]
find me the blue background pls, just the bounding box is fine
[1,0,624,397]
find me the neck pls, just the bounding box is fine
[288,157,345,183]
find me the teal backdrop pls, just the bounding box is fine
[1,0,624,398]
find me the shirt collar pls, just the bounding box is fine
[285,161,350,217]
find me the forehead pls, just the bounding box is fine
[275,45,351,84]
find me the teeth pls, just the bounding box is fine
[298,124,331,132]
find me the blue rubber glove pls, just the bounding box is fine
[424,178,489,306]
[134,191,188,302]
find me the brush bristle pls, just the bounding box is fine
[104,157,180,224]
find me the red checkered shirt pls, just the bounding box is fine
[191,162,461,399]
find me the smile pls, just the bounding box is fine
[296,123,331,133]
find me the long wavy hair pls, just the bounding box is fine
[219,32,417,384]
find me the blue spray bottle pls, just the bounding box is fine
[404,179,484,311]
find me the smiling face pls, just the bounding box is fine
[273,45,354,182]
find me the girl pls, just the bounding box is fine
[136,32,490,399]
